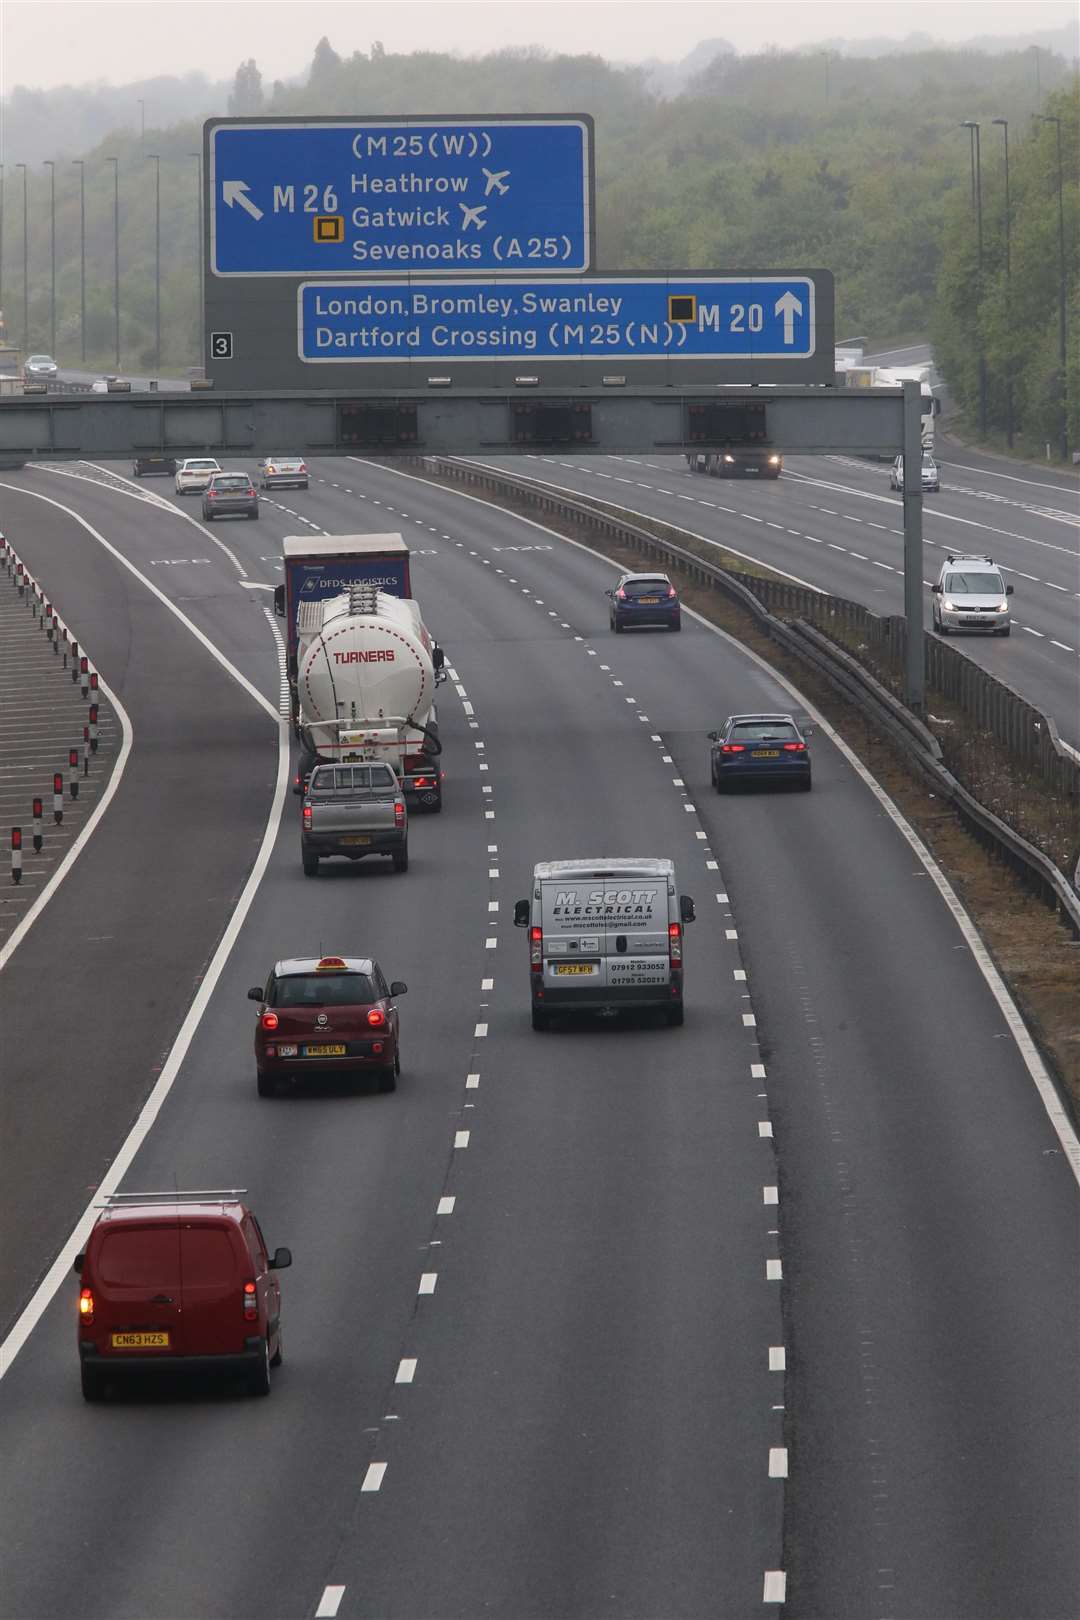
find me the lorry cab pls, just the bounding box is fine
[514,858,695,1030]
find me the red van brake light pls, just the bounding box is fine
[79,1287,94,1324]
[367,1007,386,1028]
[529,926,543,972]
[668,922,683,963]
[721,743,746,754]
[782,741,806,752]
[261,1011,279,1031]
[243,1280,258,1321]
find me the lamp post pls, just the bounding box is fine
[106,157,120,369]
[991,118,1013,448]
[16,162,28,353]
[1036,114,1069,462]
[44,160,56,358]
[961,121,987,437]
[0,163,5,318]
[188,151,204,358]
[138,99,145,148]
[147,153,160,373]
[72,159,86,363]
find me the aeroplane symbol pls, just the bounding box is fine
[482,168,511,196]
[459,202,488,231]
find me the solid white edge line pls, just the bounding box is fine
[0,715,290,1381]
[0,669,133,974]
[44,460,249,577]
[0,481,278,723]
[337,458,1080,1183]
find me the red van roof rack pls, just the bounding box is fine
[96,1189,247,1206]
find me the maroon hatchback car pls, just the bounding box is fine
[75,1191,291,1401]
[249,955,407,1097]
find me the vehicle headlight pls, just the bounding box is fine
[997,601,1009,612]
[943,600,956,611]
[768,455,780,465]
[723,454,735,463]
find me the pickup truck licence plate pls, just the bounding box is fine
[752,749,780,758]
[304,1043,347,1057]
[554,963,597,975]
[340,835,371,845]
[112,1331,169,1349]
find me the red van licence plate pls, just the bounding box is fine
[111,1330,169,1349]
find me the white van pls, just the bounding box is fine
[513,858,696,1030]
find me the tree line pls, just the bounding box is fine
[0,37,1074,457]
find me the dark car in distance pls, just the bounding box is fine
[607,572,681,632]
[132,454,177,478]
[249,955,406,1097]
[709,713,813,791]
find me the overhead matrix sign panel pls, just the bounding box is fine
[208,115,595,277]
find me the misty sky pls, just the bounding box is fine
[1,0,1074,92]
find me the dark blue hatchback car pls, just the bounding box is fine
[607,573,681,632]
[708,713,813,791]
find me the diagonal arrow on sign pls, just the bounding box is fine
[774,291,803,344]
[222,180,264,221]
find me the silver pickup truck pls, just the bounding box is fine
[301,762,409,876]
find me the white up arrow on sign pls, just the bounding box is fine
[774,291,803,345]
[222,180,264,221]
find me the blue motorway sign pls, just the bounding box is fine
[296,275,822,364]
[207,116,593,277]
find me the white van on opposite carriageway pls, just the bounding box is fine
[513,858,696,1031]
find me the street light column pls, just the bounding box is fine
[189,152,205,368]
[148,154,161,375]
[73,161,86,364]
[106,157,120,370]
[44,161,56,360]
[992,119,1013,448]
[961,121,988,438]
[16,163,28,355]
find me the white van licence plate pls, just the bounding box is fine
[553,962,598,975]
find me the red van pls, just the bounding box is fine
[74,1191,291,1401]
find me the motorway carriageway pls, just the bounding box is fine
[0,456,1075,1620]
[472,444,1079,751]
